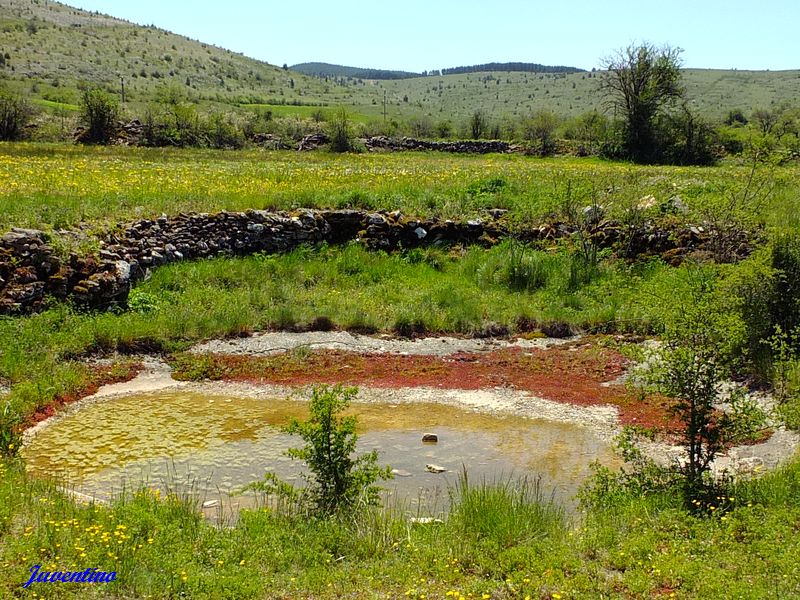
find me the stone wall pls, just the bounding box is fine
[0,210,508,314]
[0,208,729,315]
[364,136,514,154]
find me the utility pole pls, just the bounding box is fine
[383,89,387,123]
[120,75,126,105]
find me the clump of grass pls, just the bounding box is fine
[448,469,565,550]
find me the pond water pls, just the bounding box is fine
[23,391,619,515]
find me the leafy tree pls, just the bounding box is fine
[0,87,33,141]
[600,43,684,163]
[724,109,748,126]
[751,108,778,136]
[469,110,487,139]
[79,88,119,144]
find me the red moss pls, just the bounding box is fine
[175,341,681,432]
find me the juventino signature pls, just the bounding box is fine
[23,564,117,588]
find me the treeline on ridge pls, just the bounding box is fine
[440,63,585,75]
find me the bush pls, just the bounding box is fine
[79,88,118,144]
[0,88,33,141]
[0,399,21,457]
[246,385,391,516]
[769,232,800,337]
[142,102,203,148]
[649,273,766,510]
[327,107,352,152]
[208,112,245,149]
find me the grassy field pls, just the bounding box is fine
[1,143,799,598]
[0,143,798,233]
[2,450,799,598]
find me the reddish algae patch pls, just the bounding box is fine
[173,340,679,431]
[24,362,143,428]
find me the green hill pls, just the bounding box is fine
[0,0,797,128]
[0,0,379,112]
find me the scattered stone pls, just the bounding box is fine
[737,456,765,474]
[425,463,447,473]
[637,195,658,210]
[667,196,689,214]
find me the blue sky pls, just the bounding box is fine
[68,0,798,72]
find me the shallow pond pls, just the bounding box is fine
[23,391,618,515]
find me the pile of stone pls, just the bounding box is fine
[364,136,513,154]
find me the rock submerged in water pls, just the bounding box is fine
[425,463,447,473]
[391,469,412,477]
[422,433,438,443]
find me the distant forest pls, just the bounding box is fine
[439,63,585,75]
[290,63,420,80]
[291,61,584,80]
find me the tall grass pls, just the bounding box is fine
[448,469,565,550]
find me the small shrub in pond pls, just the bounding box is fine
[245,385,391,516]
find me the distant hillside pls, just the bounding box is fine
[0,0,797,126]
[440,63,585,75]
[0,0,378,109]
[290,62,420,80]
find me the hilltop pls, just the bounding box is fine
[0,0,376,110]
[0,0,798,125]
[290,62,421,80]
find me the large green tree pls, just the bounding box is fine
[601,43,684,163]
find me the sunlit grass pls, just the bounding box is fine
[0,143,796,233]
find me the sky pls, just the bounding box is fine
[66,0,799,72]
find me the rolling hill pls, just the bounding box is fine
[0,0,797,126]
[0,0,378,111]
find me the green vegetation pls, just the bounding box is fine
[0,110,798,596]
[290,61,422,80]
[79,87,119,144]
[245,385,392,516]
[2,448,799,598]
[0,144,798,233]
[1,0,799,156]
[0,86,32,140]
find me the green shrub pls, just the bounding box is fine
[0,87,33,141]
[770,232,800,338]
[0,399,21,457]
[247,385,391,516]
[327,107,352,152]
[79,88,119,144]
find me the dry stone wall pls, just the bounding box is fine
[0,208,730,315]
[0,209,507,314]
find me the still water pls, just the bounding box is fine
[23,391,618,513]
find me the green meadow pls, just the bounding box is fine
[0,142,799,598]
